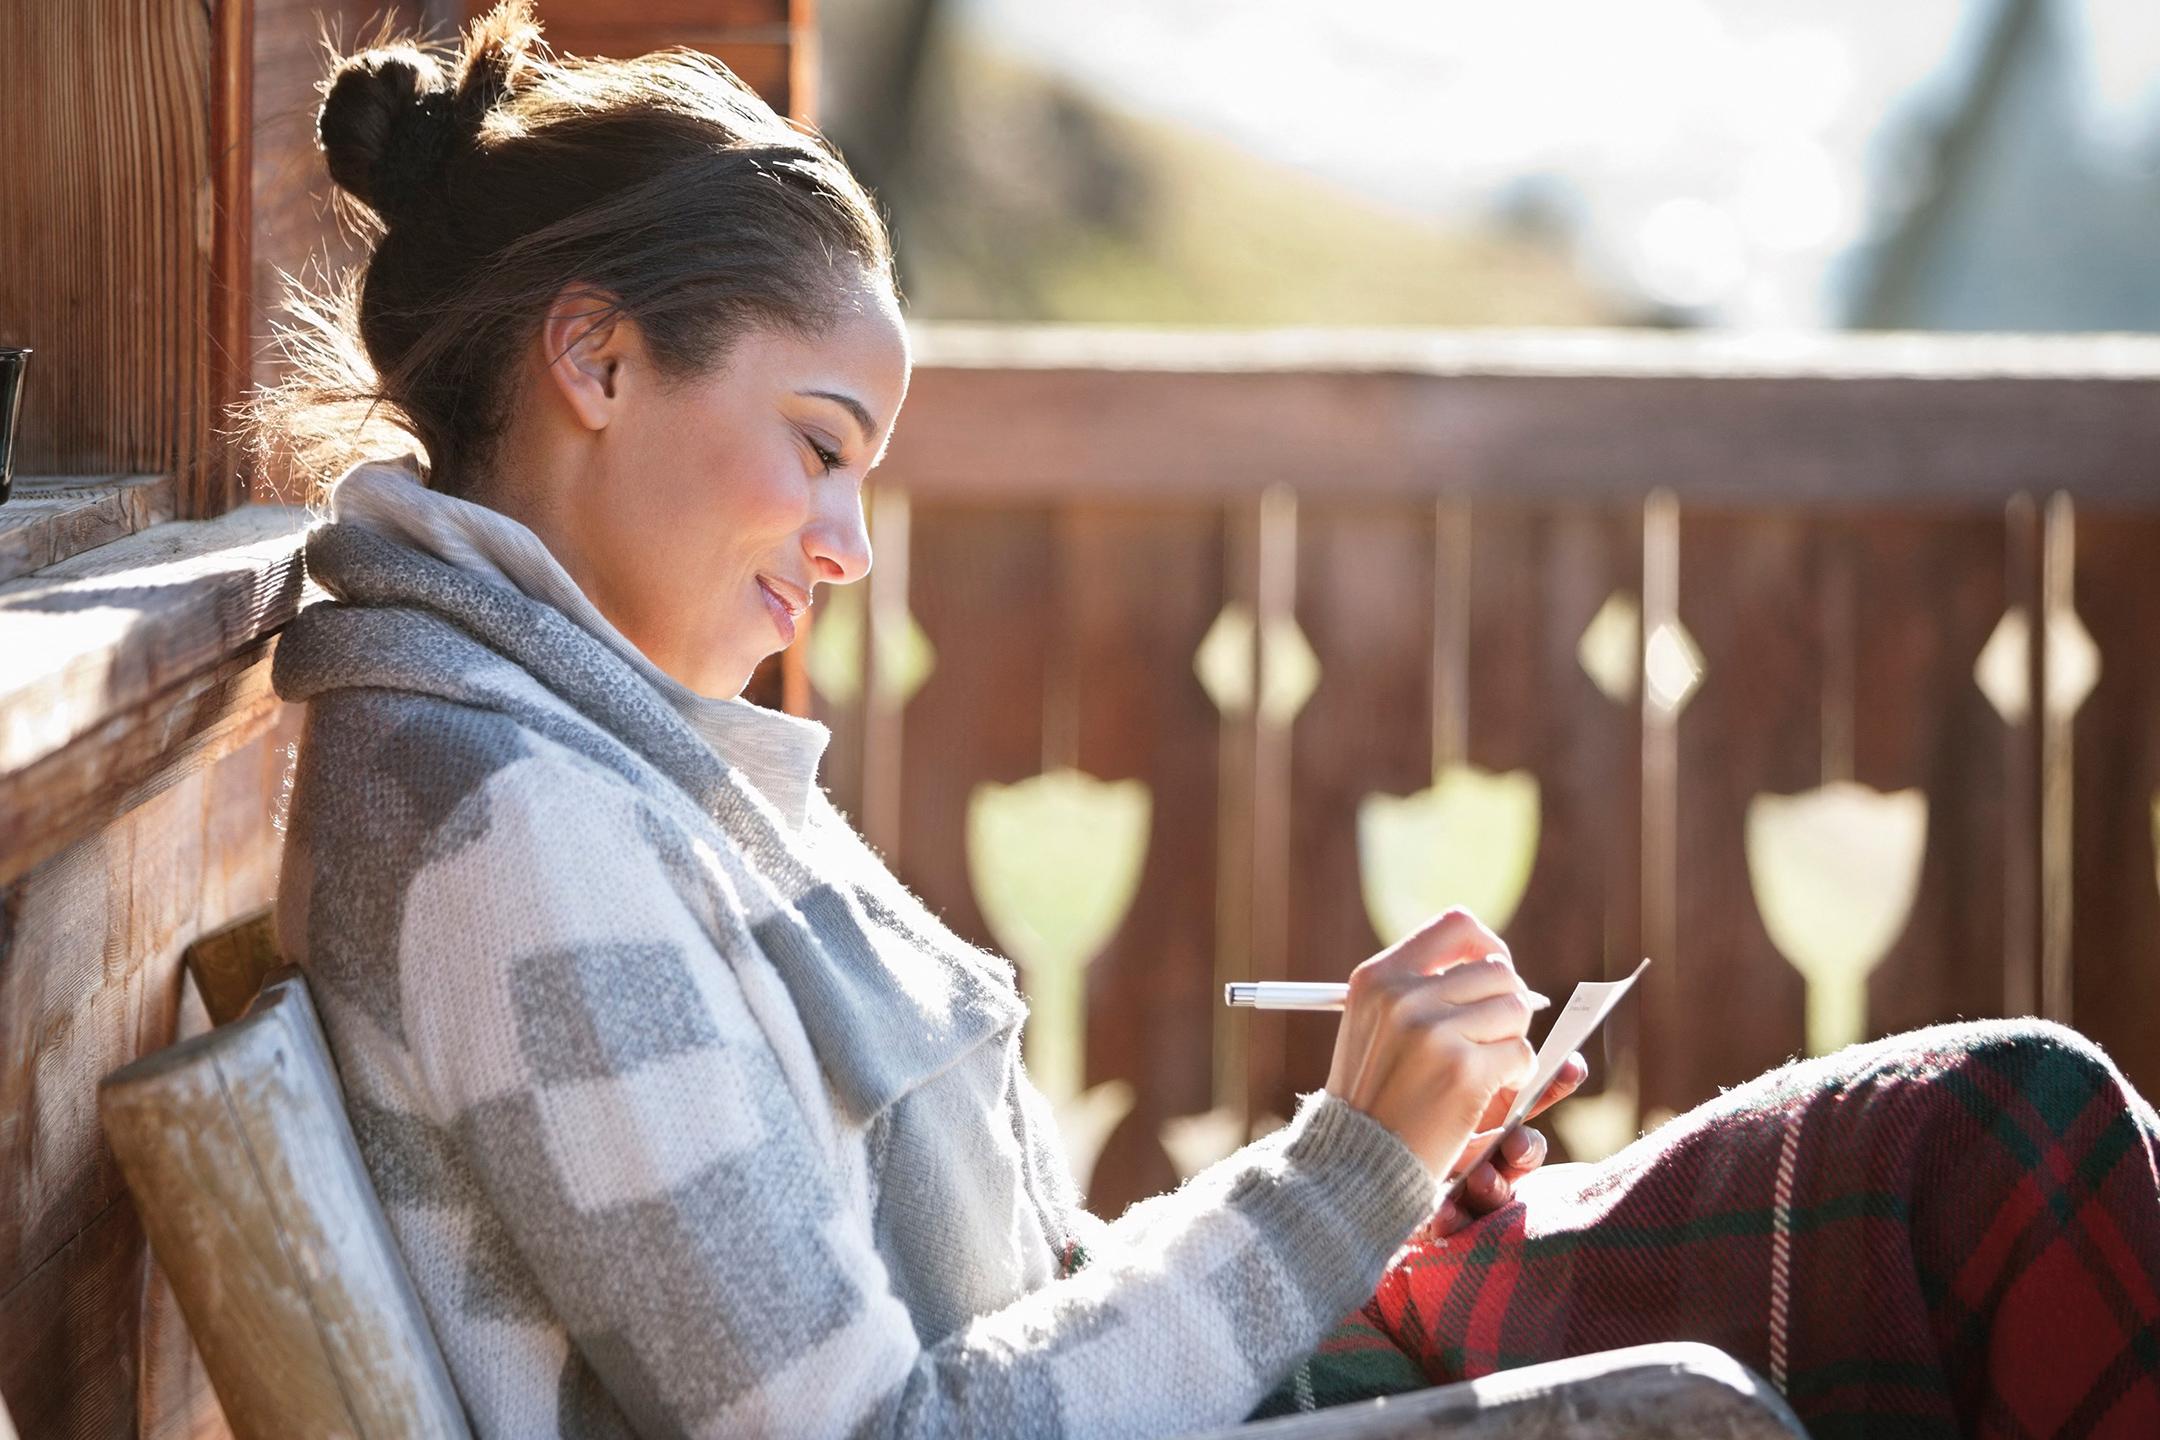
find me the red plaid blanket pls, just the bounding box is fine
[1249,1019,2160,1438]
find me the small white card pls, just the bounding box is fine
[1438,956,1652,1204]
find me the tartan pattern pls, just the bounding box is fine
[273,514,1444,1438]
[1336,1019,2160,1439]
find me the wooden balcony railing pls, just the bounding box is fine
[820,325,2160,1216]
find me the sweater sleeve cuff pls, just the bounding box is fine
[1274,1088,1437,1258]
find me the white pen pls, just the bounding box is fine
[1224,982,1554,1012]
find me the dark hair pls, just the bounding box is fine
[247,0,894,499]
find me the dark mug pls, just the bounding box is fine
[0,348,29,505]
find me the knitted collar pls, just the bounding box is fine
[323,456,830,833]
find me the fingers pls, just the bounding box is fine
[1524,1051,1589,1121]
[1497,1123,1547,1176]
[1368,906,1511,981]
[1422,1126,1548,1242]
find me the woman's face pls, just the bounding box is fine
[511,268,910,698]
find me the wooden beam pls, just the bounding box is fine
[878,327,2160,511]
[0,476,175,584]
[0,5,216,503]
[203,0,256,517]
[0,638,286,891]
[0,506,307,777]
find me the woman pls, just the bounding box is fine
[258,6,2160,1437]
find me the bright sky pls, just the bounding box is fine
[960,0,2160,326]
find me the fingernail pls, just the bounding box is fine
[1525,990,1553,1010]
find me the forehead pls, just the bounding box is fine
[737,284,908,420]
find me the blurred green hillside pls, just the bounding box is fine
[836,39,1623,327]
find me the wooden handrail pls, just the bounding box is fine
[880,325,2160,510]
[0,505,308,886]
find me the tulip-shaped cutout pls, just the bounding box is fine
[1358,764,1542,946]
[1745,782,1927,1056]
[1548,1082,1643,1165]
[968,766,1152,1194]
[1159,1105,1289,1182]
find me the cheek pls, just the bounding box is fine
[697,440,813,541]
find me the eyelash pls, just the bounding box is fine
[807,435,844,474]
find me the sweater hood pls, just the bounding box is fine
[274,519,1027,1126]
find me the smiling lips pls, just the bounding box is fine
[757,574,811,643]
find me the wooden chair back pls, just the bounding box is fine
[98,960,472,1440]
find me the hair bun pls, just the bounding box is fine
[319,46,455,225]
[451,0,543,131]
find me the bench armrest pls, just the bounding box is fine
[1180,1342,1810,1439]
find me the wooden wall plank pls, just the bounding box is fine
[890,505,1055,957]
[249,0,431,503]
[1844,512,2010,1043]
[0,1198,145,1440]
[523,0,788,25]
[1658,509,2014,1114]
[1459,504,1643,1155]
[0,3,215,504]
[0,726,292,1434]
[1280,502,1436,1120]
[1660,513,1817,1111]
[206,0,254,516]
[1064,506,1224,1217]
[2068,513,2160,1100]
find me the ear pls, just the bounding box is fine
[540,285,633,433]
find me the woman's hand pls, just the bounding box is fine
[1415,1050,1589,1241]
[1322,908,1544,1183]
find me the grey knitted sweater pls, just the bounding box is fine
[269,469,1439,1438]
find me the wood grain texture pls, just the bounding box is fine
[890,505,1054,962]
[2067,512,2160,1101]
[1659,514,1818,1109]
[511,0,788,26]
[248,0,428,405]
[1458,504,1643,1156]
[0,2,216,506]
[0,724,295,1435]
[138,1254,234,1440]
[1281,504,1437,1119]
[1064,506,1224,1217]
[481,0,802,114]
[0,1197,146,1440]
[1840,513,2009,1045]
[0,478,177,585]
[204,0,254,517]
[181,911,281,1028]
[0,640,287,891]
[1659,510,2012,1109]
[0,505,307,777]
[99,975,471,1440]
[881,330,2160,511]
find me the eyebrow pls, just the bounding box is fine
[799,389,875,446]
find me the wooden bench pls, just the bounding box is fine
[96,916,1809,1439]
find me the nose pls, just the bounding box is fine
[805,493,873,587]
